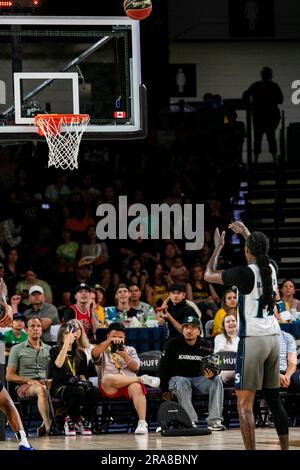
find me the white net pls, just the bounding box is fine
[35,114,90,170]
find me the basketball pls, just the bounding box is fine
[123,0,152,21]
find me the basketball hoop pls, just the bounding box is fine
[34,114,90,170]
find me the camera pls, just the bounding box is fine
[0,304,5,320]
[199,354,221,377]
[110,341,124,353]
[68,376,93,391]
[69,324,76,333]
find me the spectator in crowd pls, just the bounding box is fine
[63,283,95,340]
[214,314,239,385]
[64,192,95,243]
[22,286,60,344]
[145,263,171,307]
[3,312,28,352]
[126,256,148,293]
[80,224,109,269]
[186,264,219,326]
[44,172,70,204]
[156,283,200,339]
[56,229,79,273]
[90,284,107,330]
[91,322,160,435]
[169,255,189,283]
[49,322,100,436]
[15,268,53,306]
[3,248,23,298]
[99,268,119,305]
[0,211,23,251]
[279,329,300,392]
[59,261,97,310]
[212,289,238,337]
[280,279,300,315]
[161,241,181,271]
[6,317,52,436]
[0,381,33,450]
[67,318,95,365]
[105,284,140,327]
[243,66,283,164]
[159,315,225,430]
[129,283,155,325]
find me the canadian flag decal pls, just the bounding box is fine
[114,111,127,118]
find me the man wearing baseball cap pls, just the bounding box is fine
[157,283,200,339]
[63,283,94,339]
[159,315,225,431]
[3,313,28,351]
[22,285,60,344]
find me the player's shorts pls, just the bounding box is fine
[235,335,280,390]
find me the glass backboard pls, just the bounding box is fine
[0,16,147,141]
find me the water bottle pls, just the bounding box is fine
[147,306,156,321]
[120,310,127,322]
[290,308,297,322]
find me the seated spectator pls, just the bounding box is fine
[105,284,141,327]
[90,284,107,330]
[279,329,300,392]
[169,255,189,283]
[160,241,182,271]
[156,283,200,339]
[49,322,100,436]
[3,313,28,352]
[44,173,70,204]
[80,224,109,269]
[128,283,156,326]
[159,316,225,431]
[0,381,33,450]
[90,288,106,336]
[3,248,23,298]
[212,289,238,337]
[58,261,98,310]
[99,268,118,306]
[0,211,23,251]
[91,322,160,435]
[6,317,52,436]
[280,279,300,318]
[186,264,220,326]
[56,229,79,273]
[214,314,239,385]
[67,318,95,364]
[64,192,95,243]
[63,283,95,340]
[15,268,53,306]
[125,256,148,292]
[21,286,60,344]
[145,263,171,307]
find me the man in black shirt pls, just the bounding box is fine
[159,316,225,431]
[157,283,199,339]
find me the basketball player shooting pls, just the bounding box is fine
[204,221,289,450]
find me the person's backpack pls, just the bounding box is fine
[156,401,211,436]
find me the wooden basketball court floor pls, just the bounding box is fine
[0,428,300,450]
